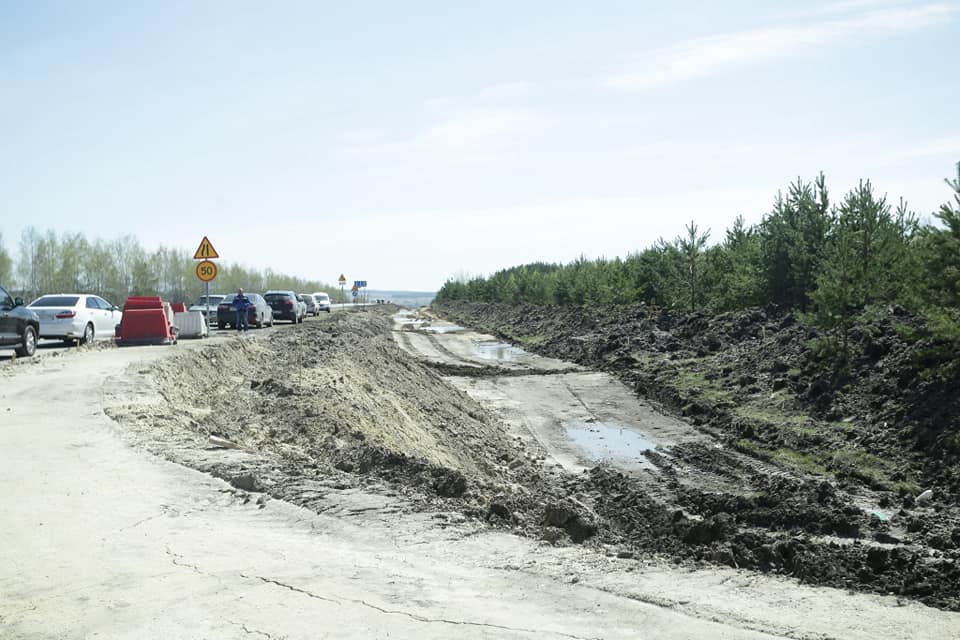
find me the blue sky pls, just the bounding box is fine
[2,0,958,291]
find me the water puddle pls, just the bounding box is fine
[424,324,465,334]
[563,421,661,469]
[474,341,525,362]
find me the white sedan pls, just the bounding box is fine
[28,294,122,345]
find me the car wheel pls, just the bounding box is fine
[81,323,95,345]
[16,326,37,357]
[218,322,226,330]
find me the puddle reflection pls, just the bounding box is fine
[564,421,661,468]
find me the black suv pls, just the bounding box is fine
[0,286,40,357]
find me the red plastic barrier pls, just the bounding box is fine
[123,296,164,310]
[117,297,177,345]
[170,302,187,313]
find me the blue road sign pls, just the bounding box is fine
[352,290,358,297]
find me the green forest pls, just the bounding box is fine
[437,164,960,351]
[0,228,335,305]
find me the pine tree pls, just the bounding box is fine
[677,221,710,311]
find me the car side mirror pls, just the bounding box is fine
[13,297,23,306]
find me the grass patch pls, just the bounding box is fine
[736,438,920,493]
[670,368,733,403]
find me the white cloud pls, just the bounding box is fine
[604,3,955,91]
[422,109,542,155]
[896,136,960,160]
[339,107,549,166]
[425,82,533,112]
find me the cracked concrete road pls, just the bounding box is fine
[2,340,958,639]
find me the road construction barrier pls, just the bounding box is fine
[117,296,177,346]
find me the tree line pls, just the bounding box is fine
[0,228,335,305]
[437,164,960,356]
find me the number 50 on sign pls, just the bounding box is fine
[196,260,218,282]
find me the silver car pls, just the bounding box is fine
[298,293,318,316]
[189,294,226,326]
[28,294,122,345]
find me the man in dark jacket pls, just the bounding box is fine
[232,288,251,331]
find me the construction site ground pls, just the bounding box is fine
[1,307,957,639]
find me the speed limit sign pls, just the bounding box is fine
[195,260,218,282]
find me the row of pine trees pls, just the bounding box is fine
[437,166,960,337]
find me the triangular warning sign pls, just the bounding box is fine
[193,236,219,259]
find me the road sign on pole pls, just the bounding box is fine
[195,260,218,282]
[193,236,219,260]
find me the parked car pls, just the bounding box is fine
[28,293,122,345]
[264,290,305,323]
[0,286,39,357]
[215,293,273,329]
[298,293,318,316]
[188,294,226,326]
[312,292,331,313]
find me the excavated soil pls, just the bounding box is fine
[432,301,960,611]
[102,305,960,611]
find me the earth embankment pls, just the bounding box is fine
[432,300,960,610]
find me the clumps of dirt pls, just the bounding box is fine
[568,466,960,609]
[433,300,960,610]
[106,309,545,511]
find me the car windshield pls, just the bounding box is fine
[194,296,224,306]
[30,296,80,307]
[264,293,289,302]
[219,295,236,304]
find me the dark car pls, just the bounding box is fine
[0,285,40,357]
[264,290,304,323]
[215,293,273,329]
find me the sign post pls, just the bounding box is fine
[193,236,220,327]
[338,273,347,307]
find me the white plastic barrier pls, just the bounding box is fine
[173,311,208,339]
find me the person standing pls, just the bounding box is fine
[233,288,251,331]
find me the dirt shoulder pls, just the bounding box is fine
[432,300,960,611]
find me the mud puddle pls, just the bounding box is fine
[564,421,661,470]
[474,340,524,362]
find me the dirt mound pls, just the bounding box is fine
[433,300,960,610]
[106,310,543,508]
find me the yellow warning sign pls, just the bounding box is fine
[338,273,347,284]
[193,236,219,260]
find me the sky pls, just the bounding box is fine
[2,0,958,291]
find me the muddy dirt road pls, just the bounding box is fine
[2,309,958,639]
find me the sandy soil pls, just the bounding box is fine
[2,309,958,638]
